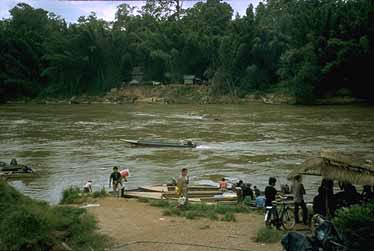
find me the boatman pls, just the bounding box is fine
[176,168,189,207]
[109,166,122,197]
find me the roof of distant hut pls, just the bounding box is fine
[184,75,195,79]
[287,149,374,185]
[129,79,140,85]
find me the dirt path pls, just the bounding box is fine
[88,198,281,251]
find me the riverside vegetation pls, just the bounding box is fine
[0,181,111,251]
[0,0,373,104]
[2,183,374,250]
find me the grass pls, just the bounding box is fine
[0,180,111,251]
[255,227,285,243]
[141,198,259,222]
[60,186,108,204]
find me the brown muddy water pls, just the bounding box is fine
[1,104,374,204]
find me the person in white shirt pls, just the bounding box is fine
[83,180,92,193]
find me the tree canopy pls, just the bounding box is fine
[0,0,372,103]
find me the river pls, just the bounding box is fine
[1,104,374,204]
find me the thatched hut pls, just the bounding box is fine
[288,149,374,185]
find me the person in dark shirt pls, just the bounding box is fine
[335,182,360,208]
[109,166,122,197]
[242,183,254,200]
[254,186,261,197]
[292,175,308,225]
[313,179,337,217]
[361,185,374,202]
[265,177,277,207]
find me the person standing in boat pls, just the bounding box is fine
[109,166,122,197]
[219,178,228,192]
[176,168,189,207]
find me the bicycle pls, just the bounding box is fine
[264,198,296,230]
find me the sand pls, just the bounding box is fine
[88,197,282,251]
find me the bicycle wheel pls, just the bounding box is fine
[264,210,272,228]
[281,207,296,230]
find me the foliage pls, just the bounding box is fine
[60,186,108,204]
[143,198,257,221]
[0,181,111,251]
[60,186,83,204]
[92,187,108,198]
[333,202,374,251]
[255,227,285,243]
[0,0,372,104]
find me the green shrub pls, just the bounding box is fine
[255,227,284,243]
[221,212,236,222]
[333,203,374,251]
[0,181,111,251]
[0,206,49,251]
[146,198,254,221]
[60,186,82,204]
[92,187,108,198]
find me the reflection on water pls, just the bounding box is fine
[1,104,374,204]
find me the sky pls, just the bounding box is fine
[0,0,260,23]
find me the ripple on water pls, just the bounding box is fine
[1,104,374,203]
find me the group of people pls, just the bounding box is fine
[263,175,309,225]
[312,178,374,217]
[263,175,374,224]
[83,166,129,197]
[86,166,374,222]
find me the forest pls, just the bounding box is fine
[0,0,373,104]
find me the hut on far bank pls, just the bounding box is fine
[288,149,374,185]
[183,75,202,85]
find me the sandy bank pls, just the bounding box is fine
[88,197,281,251]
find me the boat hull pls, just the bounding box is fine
[121,139,197,148]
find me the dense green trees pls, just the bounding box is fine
[0,0,372,103]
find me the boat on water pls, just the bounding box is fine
[0,160,36,179]
[121,139,197,148]
[123,185,238,203]
[0,170,38,179]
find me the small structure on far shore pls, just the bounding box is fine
[129,66,144,84]
[183,75,202,85]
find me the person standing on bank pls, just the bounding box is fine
[109,166,122,197]
[265,177,277,207]
[176,168,189,207]
[292,175,308,225]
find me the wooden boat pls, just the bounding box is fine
[125,185,238,203]
[139,185,220,193]
[121,139,197,148]
[162,190,224,198]
[0,161,36,179]
[124,191,201,202]
[0,170,38,179]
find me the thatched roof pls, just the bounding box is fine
[288,149,374,185]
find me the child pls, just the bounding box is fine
[254,186,261,197]
[109,166,122,197]
[83,180,92,193]
[219,178,228,192]
[120,168,129,197]
[176,168,189,207]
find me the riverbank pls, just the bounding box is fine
[87,197,281,251]
[0,180,111,251]
[5,85,365,105]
